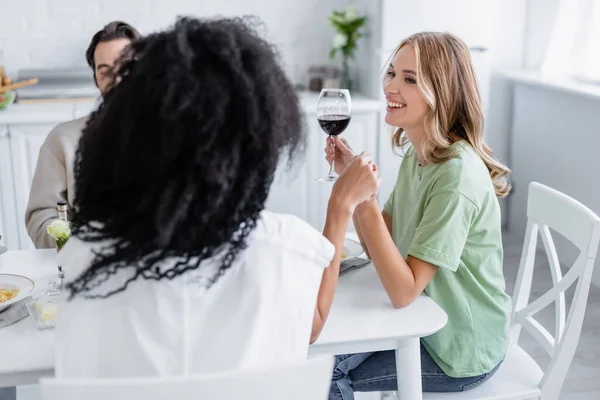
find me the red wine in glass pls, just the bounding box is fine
[316,89,352,182]
[318,114,351,136]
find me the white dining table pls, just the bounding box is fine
[0,248,447,400]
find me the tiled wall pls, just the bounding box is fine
[1,0,349,85]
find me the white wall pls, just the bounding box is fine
[484,0,528,228]
[508,82,600,287]
[486,0,528,161]
[1,0,349,85]
[495,0,600,287]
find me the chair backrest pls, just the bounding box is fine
[41,356,333,400]
[510,182,600,399]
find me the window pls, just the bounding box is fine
[542,0,600,84]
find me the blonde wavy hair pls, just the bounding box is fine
[388,32,511,197]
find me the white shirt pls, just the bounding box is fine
[55,211,334,378]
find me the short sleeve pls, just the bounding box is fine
[408,191,477,272]
[383,188,395,217]
[253,211,335,268]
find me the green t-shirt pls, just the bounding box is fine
[383,141,511,378]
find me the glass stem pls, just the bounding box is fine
[328,135,336,179]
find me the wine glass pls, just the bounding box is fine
[316,89,352,182]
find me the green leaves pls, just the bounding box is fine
[329,5,367,60]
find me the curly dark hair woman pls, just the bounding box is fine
[55,16,379,378]
[68,17,303,298]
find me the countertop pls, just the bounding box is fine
[0,91,381,125]
[503,70,600,102]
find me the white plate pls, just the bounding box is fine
[0,273,36,312]
[342,238,363,259]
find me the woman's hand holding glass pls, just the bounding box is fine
[325,136,355,176]
[330,153,381,213]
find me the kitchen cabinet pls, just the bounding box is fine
[9,125,53,249]
[0,127,19,250]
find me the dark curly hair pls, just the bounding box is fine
[86,21,141,84]
[68,17,304,298]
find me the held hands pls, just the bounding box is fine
[331,153,381,213]
[325,136,354,176]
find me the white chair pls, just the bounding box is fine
[424,182,600,400]
[40,356,333,400]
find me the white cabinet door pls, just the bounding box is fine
[265,145,311,226]
[0,126,20,250]
[8,125,53,250]
[265,115,322,229]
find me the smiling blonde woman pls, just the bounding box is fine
[325,32,511,398]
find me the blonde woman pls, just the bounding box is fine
[325,32,511,398]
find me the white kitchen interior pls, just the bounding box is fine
[1,0,600,399]
[0,0,509,251]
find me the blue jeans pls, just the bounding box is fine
[329,343,501,400]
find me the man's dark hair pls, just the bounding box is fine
[85,21,141,82]
[68,17,304,299]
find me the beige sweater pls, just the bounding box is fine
[25,117,87,248]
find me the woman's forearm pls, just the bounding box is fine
[352,212,371,259]
[355,201,423,308]
[311,197,352,343]
[312,154,382,340]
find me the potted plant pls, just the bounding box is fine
[329,5,367,90]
